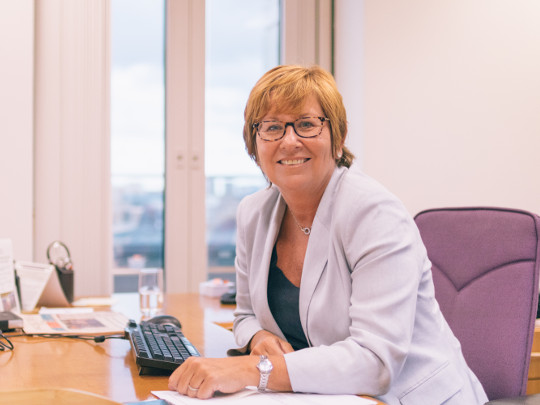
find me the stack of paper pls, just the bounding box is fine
[152,387,378,404]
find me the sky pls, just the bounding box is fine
[110,0,279,182]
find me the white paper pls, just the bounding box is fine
[0,239,21,312]
[72,297,116,307]
[15,261,55,311]
[152,388,378,405]
[39,307,93,314]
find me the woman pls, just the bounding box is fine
[168,65,488,404]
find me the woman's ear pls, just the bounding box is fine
[335,140,344,160]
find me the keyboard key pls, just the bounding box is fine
[138,350,150,358]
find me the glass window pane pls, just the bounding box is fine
[205,0,280,273]
[111,0,165,292]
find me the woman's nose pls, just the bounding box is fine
[281,124,300,144]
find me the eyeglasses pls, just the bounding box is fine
[253,116,329,142]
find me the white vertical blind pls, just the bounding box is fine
[34,0,112,296]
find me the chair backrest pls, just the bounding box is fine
[414,207,540,401]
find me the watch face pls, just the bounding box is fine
[258,358,273,373]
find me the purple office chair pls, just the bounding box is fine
[414,207,540,403]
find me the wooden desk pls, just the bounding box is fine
[528,323,540,394]
[0,293,385,404]
[0,293,235,403]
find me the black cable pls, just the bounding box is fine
[0,332,14,351]
[0,331,126,350]
[30,333,126,343]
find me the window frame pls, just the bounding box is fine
[164,0,333,292]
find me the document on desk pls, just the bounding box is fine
[152,387,378,404]
[15,260,70,311]
[20,310,129,335]
[0,239,21,312]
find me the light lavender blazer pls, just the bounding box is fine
[232,164,487,405]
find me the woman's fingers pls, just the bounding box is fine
[168,356,260,399]
[251,335,294,356]
[168,357,201,396]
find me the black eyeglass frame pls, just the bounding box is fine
[253,116,330,142]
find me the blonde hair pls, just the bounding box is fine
[243,65,354,168]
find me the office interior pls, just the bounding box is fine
[1,0,540,300]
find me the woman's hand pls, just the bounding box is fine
[249,330,294,356]
[168,356,259,399]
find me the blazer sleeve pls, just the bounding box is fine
[231,195,264,350]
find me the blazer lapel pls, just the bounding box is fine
[299,215,330,331]
[299,166,346,336]
[252,191,287,339]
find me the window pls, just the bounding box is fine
[111,0,279,291]
[205,0,279,276]
[111,0,165,292]
[108,0,330,294]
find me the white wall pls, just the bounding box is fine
[0,0,34,260]
[336,0,540,216]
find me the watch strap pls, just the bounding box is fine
[258,371,270,392]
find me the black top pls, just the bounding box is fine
[267,245,309,351]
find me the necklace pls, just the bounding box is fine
[289,209,311,235]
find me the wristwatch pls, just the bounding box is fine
[256,355,273,392]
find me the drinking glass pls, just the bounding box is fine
[138,268,163,318]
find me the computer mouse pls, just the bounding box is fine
[145,315,182,329]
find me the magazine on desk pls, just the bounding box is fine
[20,310,129,335]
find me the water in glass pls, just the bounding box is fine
[138,268,163,318]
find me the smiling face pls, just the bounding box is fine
[255,94,340,198]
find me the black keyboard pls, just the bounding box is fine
[125,319,200,375]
